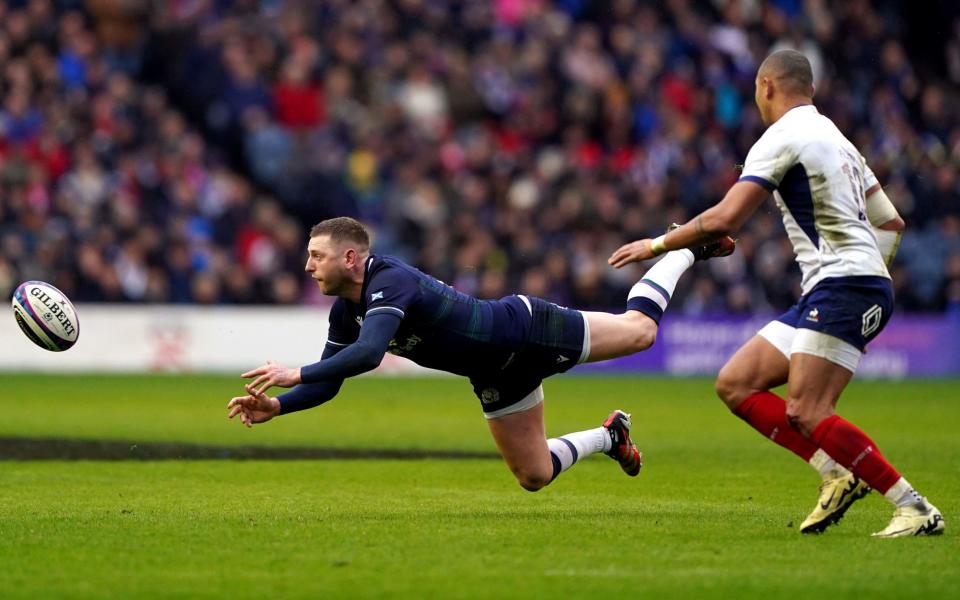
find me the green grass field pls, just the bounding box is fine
[0,375,957,599]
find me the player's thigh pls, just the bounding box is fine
[715,334,790,408]
[581,310,657,362]
[786,349,854,434]
[486,394,553,479]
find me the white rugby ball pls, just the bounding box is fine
[11,280,80,351]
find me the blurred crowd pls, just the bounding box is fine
[1,0,959,314]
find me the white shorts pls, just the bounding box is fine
[757,320,862,373]
[483,385,544,420]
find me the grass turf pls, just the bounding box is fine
[0,375,957,598]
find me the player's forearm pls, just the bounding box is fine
[866,186,903,230]
[660,183,765,252]
[877,215,905,232]
[300,340,385,384]
[661,209,730,252]
[300,313,399,385]
[277,380,344,414]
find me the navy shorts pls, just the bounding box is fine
[469,296,586,416]
[776,276,893,351]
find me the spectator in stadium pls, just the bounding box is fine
[609,50,943,538]
[227,216,733,491]
[1,1,958,317]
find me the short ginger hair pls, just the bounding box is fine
[309,217,370,250]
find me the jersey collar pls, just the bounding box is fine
[357,255,376,310]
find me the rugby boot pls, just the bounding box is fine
[603,410,642,477]
[666,223,736,261]
[800,469,871,534]
[872,501,945,538]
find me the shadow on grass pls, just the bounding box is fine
[0,437,500,461]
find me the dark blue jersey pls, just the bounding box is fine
[286,254,586,416]
[327,255,533,377]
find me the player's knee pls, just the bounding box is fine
[714,365,746,410]
[515,469,551,492]
[513,468,553,492]
[785,399,829,437]
[627,316,657,352]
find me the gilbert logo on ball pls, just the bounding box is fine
[11,280,80,351]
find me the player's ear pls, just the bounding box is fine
[343,246,358,268]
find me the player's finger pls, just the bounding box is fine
[609,253,629,268]
[248,377,272,395]
[227,396,248,409]
[228,405,243,419]
[608,245,630,264]
[245,383,268,399]
[248,373,269,391]
[241,365,267,378]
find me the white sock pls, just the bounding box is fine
[547,427,611,478]
[884,477,925,508]
[626,250,695,322]
[808,448,847,479]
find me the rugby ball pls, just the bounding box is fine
[11,280,80,351]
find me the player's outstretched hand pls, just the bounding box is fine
[242,360,301,395]
[608,239,656,268]
[227,385,281,427]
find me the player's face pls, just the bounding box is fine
[305,235,348,296]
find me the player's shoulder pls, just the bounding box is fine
[748,120,793,158]
[368,254,422,285]
[749,107,829,158]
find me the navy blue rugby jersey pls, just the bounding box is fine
[326,255,532,377]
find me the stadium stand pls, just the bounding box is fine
[1,0,958,312]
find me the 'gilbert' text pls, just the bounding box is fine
[29,288,76,336]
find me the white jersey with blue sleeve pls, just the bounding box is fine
[738,105,890,294]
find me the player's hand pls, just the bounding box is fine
[242,360,301,395]
[608,239,655,268]
[227,385,281,427]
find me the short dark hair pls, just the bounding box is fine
[310,217,370,249]
[759,49,814,97]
